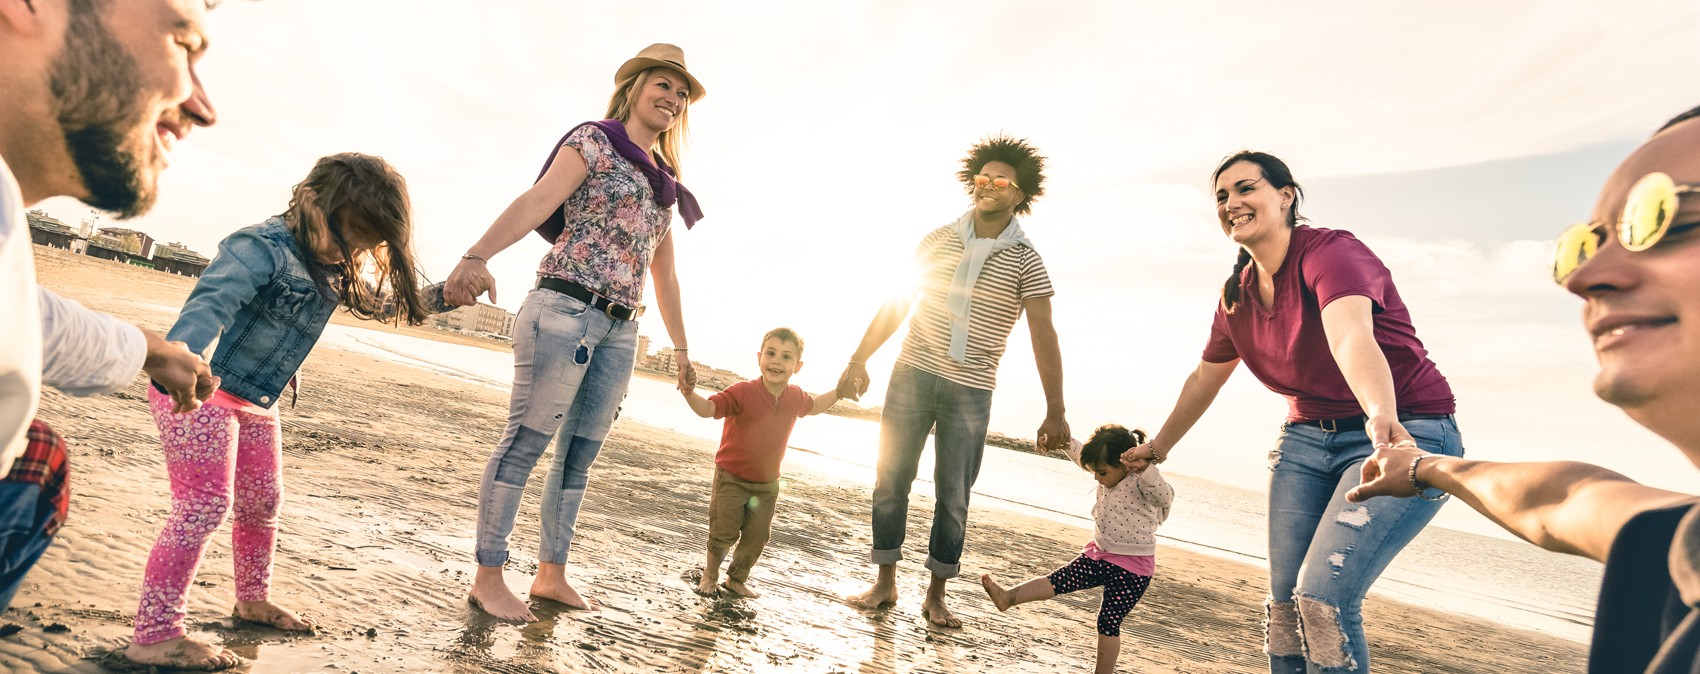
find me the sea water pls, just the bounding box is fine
[317,323,1602,642]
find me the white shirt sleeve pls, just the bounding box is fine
[38,286,147,397]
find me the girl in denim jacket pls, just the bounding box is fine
[125,153,453,671]
[981,425,1174,674]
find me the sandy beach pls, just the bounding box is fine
[6,246,1587,673]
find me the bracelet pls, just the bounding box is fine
[1408,455,1447,501]
[461,253,486,263]
[849,360,864,366]
[674,348,688,353]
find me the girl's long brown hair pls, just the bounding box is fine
[604,67,689,177]
[282,153,431,326]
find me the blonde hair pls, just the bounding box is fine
[604,68,690,178]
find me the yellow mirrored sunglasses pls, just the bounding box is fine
[1552,171,1698,284]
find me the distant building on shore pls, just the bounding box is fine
[431,301,515,339]
[151,242,211,277]
[25,210,76,250]
[97,227,154,258]
[28,210,209,276]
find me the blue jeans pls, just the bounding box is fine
[869,363,994,578]
[1264,417,1463,674]
[0,481,55,612]
[475,288,637,567]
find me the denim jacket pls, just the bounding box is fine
[166,216,446,407]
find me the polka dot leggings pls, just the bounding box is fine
[1047,555,1152,637]
[134,387,283,645]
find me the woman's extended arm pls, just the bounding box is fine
[444,146,589,306]
[1348,445,1693,562]
[1127,358,1238,465]
[1319,295,1413,447]
[649,229,693,391]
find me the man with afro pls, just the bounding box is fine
[838,133,1070,627]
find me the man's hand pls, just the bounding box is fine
[1035,413,1070,454]
[141,328,217,414]
[838,362,870,402]
[444,257,494,306]
[1346,442,1428,502]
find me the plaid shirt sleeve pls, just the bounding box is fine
[6,421,69,536]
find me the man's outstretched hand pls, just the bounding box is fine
[838,361,870,402]
[140,327,218,414]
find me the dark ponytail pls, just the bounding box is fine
[1212,150,1304,313]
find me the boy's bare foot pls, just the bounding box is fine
[847,580,897,609]
[722,580,760,598]
[125,635,245,671]
[468,575,536,622]
[980,574,1013,612]
[695,568,720,596]
[529,576,600,611]
[920,596,963,628]
[233,600,320,631]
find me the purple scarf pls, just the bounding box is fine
[532,119,704,243]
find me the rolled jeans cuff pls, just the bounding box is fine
[870,547,902,566]
[476,550,509,567]
[925,556,960,579]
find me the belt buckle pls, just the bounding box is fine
[605,303,622,321]
[1319,418,1338,433]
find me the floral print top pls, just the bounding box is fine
[536,124,673,308]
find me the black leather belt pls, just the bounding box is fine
[536,277,645,321]
[1298,411,1453,433]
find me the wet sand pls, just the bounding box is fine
[8,246,1587,673]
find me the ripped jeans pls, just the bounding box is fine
[1264,417,1462,673]
[474,287,636,567]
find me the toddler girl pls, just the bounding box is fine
[981,424,1174,674]
[124,153,453,671]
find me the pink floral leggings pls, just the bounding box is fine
[135,388,282,645]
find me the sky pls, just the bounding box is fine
[33,0,1700,531]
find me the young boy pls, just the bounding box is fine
[681,328,840,598]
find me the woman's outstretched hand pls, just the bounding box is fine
[445,258,494,307]
[675,354,697,392]
[837,362,870,402]
[1346,442,1428,503]
[1121,442,1161,471]
[1366,415,1415,450]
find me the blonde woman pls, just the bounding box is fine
[445,44,706,622]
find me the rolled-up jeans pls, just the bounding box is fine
[869,362,993,579]
[475,287,637,567]
[1264,417,1463,674]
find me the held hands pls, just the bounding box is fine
[141,328,218,414]
[1345,441,1429,503]
[675,354,697,392]
[1121,441,1162,472]
[444,257,495,307]
[1035,414,1070,454]
[837,361,870,402]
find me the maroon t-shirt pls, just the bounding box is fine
[709,380,814,483]
[1201,225,1455,422]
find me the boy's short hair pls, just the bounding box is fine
[1079,424,1148,470]
[761,327,804,355]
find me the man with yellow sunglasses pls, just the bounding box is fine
[1350,105,1700,673]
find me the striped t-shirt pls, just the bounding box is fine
[896,223,1055,391]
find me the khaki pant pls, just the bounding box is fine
[707,466,780,583]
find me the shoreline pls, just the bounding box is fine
[6,246,1589,672]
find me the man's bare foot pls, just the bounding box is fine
[920,596,963,628]
[530,576,600,611]
[847,581,898,609]
[125,635,245,671]
[696,568,720,596]
[468,575,537,622]
[980,574,1013,612]
[233,599,320,631]
[722,580,760,598]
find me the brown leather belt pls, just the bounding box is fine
[1297,411,1453,433]
[536,277,644,321]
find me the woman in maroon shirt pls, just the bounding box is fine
[1126,151,1462,674]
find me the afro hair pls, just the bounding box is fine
[957,133,1048,216]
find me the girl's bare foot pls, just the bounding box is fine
[125,635,246,671]
[722,580,760,598]
[234,600,320,631]
[529,576,600,611]
[980,574,1013,611]
[468,571,536,622]
[920,596,963,628]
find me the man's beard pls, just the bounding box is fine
[48,1,153,219]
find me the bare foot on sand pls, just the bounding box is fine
[125,635,246,671]
[468,572,536,622]
[921,596,963,628]
[530,576,600,611]
[696,567,720,596]
[234,599,320,631]
[980,574,1013,611]
[722,580,760,598]
[847,580,897,609]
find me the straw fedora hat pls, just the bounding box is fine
[615,43,706,102]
